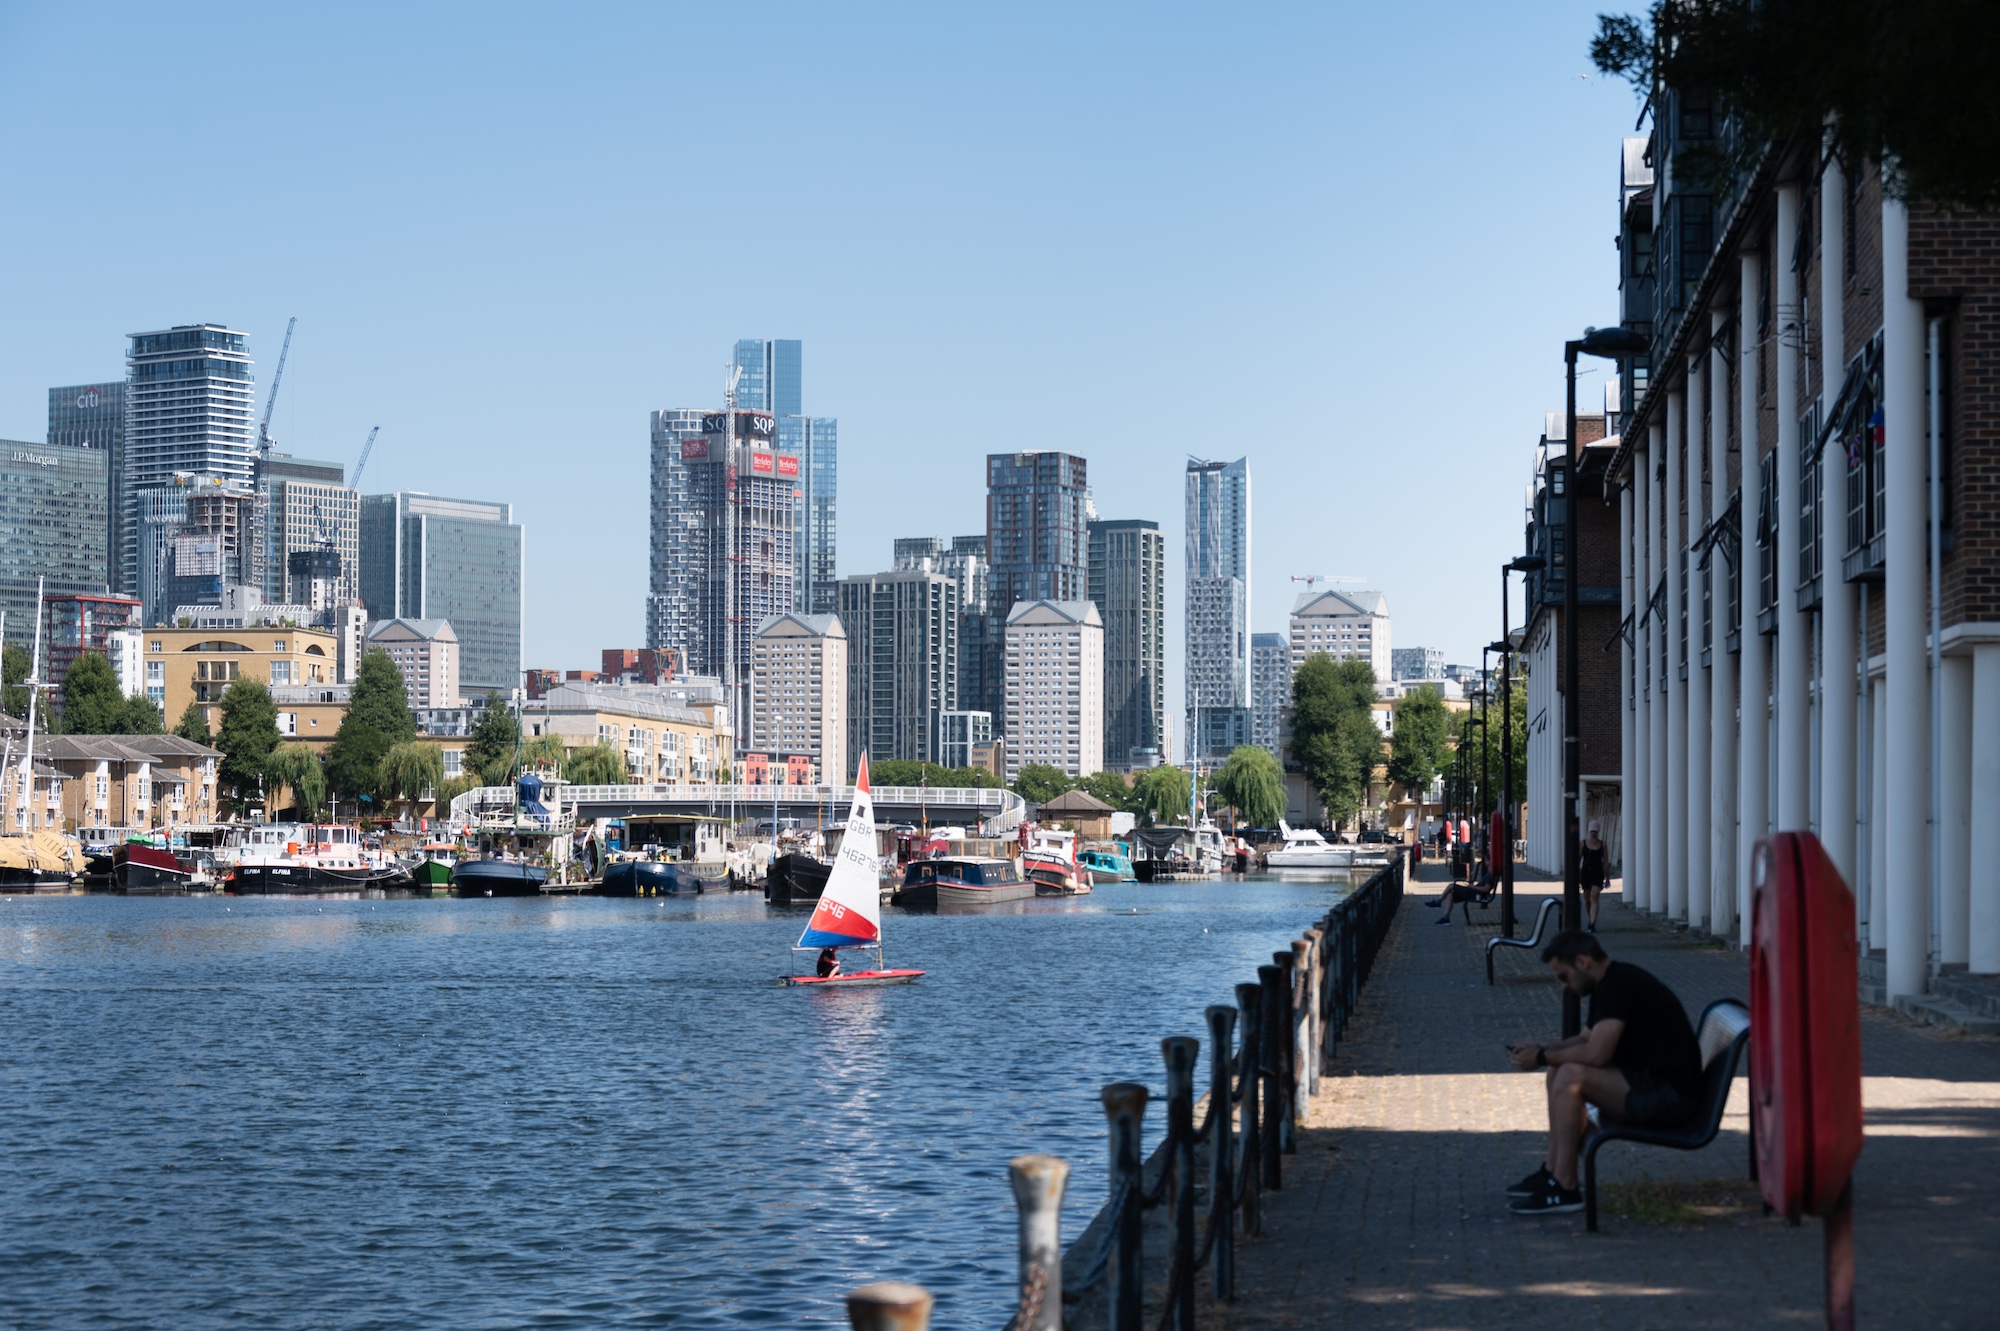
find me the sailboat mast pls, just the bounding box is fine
[17,579,45,831]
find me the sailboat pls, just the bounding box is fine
[784,755,924,988]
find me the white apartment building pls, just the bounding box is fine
[363,618,462,710]
[749,612,847,784]
[1003,600,1103,780]
[1288,589,1392,683]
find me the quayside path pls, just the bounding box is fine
[1205,863,2000,1330]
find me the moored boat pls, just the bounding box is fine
[766,851,831,905]
[1079,843,1136,884]
[114,839,193,892]
[411,844,459,888]
[231,822,410,893]
[452,856,549,896]
[600,857,703,896]
[891,856,1034,909]
[0,829,87,891]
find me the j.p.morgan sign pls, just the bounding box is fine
[11,449,59,468]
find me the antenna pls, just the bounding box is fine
[1290,573,1367,589]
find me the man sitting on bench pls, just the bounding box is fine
[1501,930,1701,1214]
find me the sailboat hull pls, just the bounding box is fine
[783,968,925,987]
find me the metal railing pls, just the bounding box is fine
[446,783,1025,827]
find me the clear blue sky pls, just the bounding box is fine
[0,2,1638,736]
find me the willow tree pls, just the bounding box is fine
[378,741,444,824]
[265,742,326,819]
[1213,745,1286,828]
[563,742,628,787]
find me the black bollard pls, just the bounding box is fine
[1204,1004,1237,1301]
[1162,1036,1198,1331]
[1233,980,1263,1236]
[1256,964,1286,1188]
[1101,1082,1148,1331]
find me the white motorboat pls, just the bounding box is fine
[1265,820,1362,868]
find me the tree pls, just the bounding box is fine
[1592,2,2000,210]
[1213,746,1286,829]
[173,700,211,743]
[1387,684,1451,801]
[58,652,127,734]
[377,741,444,823]
[465,693,519,785]
[214,679,281,812]
[265,742,326,818]
[563,741,628,786]
[1289,655,1383,828]
[326,650,418,804]
[119,694,163,734]
[1077,769,1135,812]
[1,644,28,718]
[870,759,1003,789]
[1131,764,1192,826]
[1011,763,1076,805]
[435,773,480,811]
[520,734,567,770]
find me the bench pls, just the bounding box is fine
[1485,897,1561,983]
[1581,998,1752,1232]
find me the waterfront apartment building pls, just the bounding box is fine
[935,709,993,769]
[749,612,847,787]
[1185,457,1251,751]
[1087,518,1165,771]
[48,382,124,585]
[1391,646,1445,681]
[31,733,221,833]
[1003,600,1103,780]
[0,438,108,652]
[363,618,462,710]
[143,624,341,735]
[1288,589,1392,682]
[122,326,256,597]
[522,680,733,785]
[358,492,523,695]
[897,533,994,721]
[646,407,707,661]
[41,593,144,700]
[841,567,959,771]
[1250,632,1289,757]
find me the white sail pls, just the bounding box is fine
[797,755,882,948]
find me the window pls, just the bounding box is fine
[270,661,294,686]
[146,661,164,683]
[273,641,287,653]
[442,749,462,777]
[277,713,297,736]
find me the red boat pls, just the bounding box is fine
[113,841,193,893]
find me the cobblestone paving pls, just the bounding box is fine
[1211,865,2000,1330]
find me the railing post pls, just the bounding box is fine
[845,1283,934,1331]
[1102,1082,1149,1331]
[1233,981,1262,1235]
[1008,1155,1068,1331]
[1204,1003,1237,1302]
[1301,928,1325,1090]
[1290,938,1313,1123]
[1270,952,1297,1155]
[1256,964,1285,1187]
[1162,1035,1198,1331]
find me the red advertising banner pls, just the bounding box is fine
[750,451,774,474]
[776,454,799,477]
[680,438,709,460]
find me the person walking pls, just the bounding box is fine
[1579,819,1609,931]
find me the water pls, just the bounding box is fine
[0,874,1353,1329]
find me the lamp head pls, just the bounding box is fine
[1578,324,1651,359]
[1509,554,1547,572]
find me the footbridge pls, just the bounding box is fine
[448,783,1024,831]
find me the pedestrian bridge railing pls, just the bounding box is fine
[446,783,1025,829]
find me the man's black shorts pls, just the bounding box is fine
[1621,1068,1696,1127]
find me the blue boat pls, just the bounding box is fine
[600,859,705,896]
[452,858,549,897]
[1079,845,1136,883]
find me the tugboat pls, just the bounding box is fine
[114,837,193,893]
[232,823,409,893]
[599,856,703,896]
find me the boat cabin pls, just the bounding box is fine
[900,856,1022,887]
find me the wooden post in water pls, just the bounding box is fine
[1256,964,1286,1187]
[1233,981,1263,1235]
[1205,1003,1238,1301]
[1162,1036,1198,1331]
[845,1282,933,1331]
[1008,1155,1068,1331]
[1101,1081,1149,1331]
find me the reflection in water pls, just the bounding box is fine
[0,874,1353,1328]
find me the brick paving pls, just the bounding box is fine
[1210,864,2000,1330]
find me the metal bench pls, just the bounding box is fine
[1485,897,1561,982]
[1581,998,1753,1232]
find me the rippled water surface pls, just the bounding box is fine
[0,874,1353,1329]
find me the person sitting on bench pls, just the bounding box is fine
[1501,930,1702,1214]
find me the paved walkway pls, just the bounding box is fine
[1210,865,2000,1330]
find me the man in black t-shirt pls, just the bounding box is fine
[1500,930,1702,1214]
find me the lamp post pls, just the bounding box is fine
[1496,555,1545,938]
[1562,325,1650,1035]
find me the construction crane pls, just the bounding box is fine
[256,316,297,458]
[351,426,381,489]
[1290,574,1367,589]
[249,316,296,595]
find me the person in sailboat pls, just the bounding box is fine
[816,946,842,978]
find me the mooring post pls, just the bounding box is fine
[1101,1081,1149,1331]
[1301,928,1325,1088]
[1256,964,1285,1187]
[1290,937,1314,1121]
[1233,980,1263,1235]
[1204,1003,1238,1301]
[1161,1036,1198,1331]
[1008,1155,1069,1331]
[845,1282,934,1331]
[1269,953,1297,1156]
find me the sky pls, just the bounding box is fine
[0,2,1642,741]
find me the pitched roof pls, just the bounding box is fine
[1040,787,1116,814]
[1005,600,1102,627]
[365,617,457,643]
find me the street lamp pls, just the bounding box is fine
[1496,553,1545,938]
[1562,324,1649,1035]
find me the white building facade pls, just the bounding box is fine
[749,612,847,786]
[1003,599,1103,780]
[1287,588,1392,682]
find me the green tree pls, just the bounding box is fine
[119,694,163,734]
[1289,654,1382,828]
[1212,745,1286,828]
[172,700,212,743]
[214,678,281,812]
[378,740,444,823]
[871,760,1003,789]
[1386,684,1451,801]
[265,742,327,818]
[435,773,480,811]
[1011,763,1076,805]
[1077,769,1135,811]
[1592,2,2000,211]
[326,650,418,804]
[465,693,519,784]
[1,644,28,718]
[58,652,126,734]
[1131,764,1192,825]
[563,741,628,786]
[520,734,567,770]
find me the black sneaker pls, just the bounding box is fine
[1424,898,1443,908]
[1434,915,1452,926]
[1508,1182,1584,1215]
[1505,1166,1555,1199]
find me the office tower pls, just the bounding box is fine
[646,407,707,658]
[0,440,109,652]
[1250,632,1289,757]
[122,326,256,596]
[935,710,993,769]
[49,383,125,587]
[1002,600,1104,780]
[984,452,1088,731]
[363,618,462,710]
[1185,457,1251,757]
[358,492,524,694]
[1088,519,1165,771]
[262,453,360,610]
[1391,646,1444,682]
[733,340,838,617]
[733,338,802,422]
[840,567,958,770]
[749,612,847,784]
[1289,588,1392,681]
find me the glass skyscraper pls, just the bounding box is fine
[1088,518,1165,771]
[122,326,256,597]
[983,452,1089,730]
[359,492,523,694]
[1185,456,1251,755]
[48,382,124,590]
[731,339,837,617]
[0,438,108,651]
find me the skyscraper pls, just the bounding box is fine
[646,407,707,657]
[1003,600,1104,780]
[733,339,837,616]
[263,453,360,611]
[359,492,524,694]
[122,326,256,596]
[840,567,959,769]
[1185,457,1251,757]
[1088,518,1165,771]
[0,439,108,650]
[49,382,124,588]
[983,452,1088,730]
[1250,632,1289,758]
